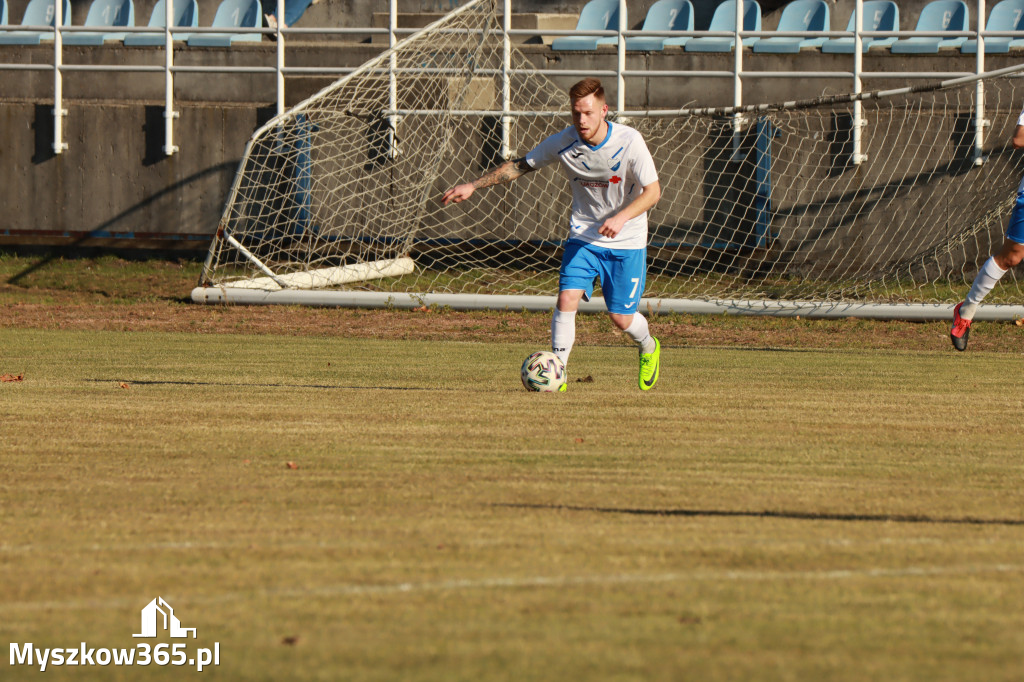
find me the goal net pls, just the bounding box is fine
[193,0,1024,319]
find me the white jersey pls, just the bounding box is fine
[1017,106,1024,193]
[525,122,659,250]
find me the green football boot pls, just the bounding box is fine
[638,337,661,391]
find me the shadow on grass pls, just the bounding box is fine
[5,235,96,287]
[87,379,435,391]
[496,503,1024,527]
[4,241,203,304]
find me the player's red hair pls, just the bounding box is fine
[569,78,606,104]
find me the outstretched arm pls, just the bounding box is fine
[1013,124,1024,149]
[441,158,536,205]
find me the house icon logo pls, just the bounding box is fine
[133,597,197,639]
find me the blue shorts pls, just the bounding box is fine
[1008,190,1024,245]
[559,240,646,315]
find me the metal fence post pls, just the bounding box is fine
[52,0,67,154]
[974,0,988,165]
[617,0,626,116]
[163,0,179,155]
[388,0,399,158]
[732,0,744,160]
[276,0,285,115]
[852,0,866,165]
[501,0,511,158]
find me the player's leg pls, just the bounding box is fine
[610,310,661,390]
[553,289,584,369]
[966,239,1024,313]
[554,241,598,367]
[599,248,660,390]
[952,192,1024,350]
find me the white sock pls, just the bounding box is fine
[961,257,1008,320]
[624,313,656,354]
[551,309,576,365]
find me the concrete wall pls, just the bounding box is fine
[0,101,267,245]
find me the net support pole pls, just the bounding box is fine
[852,0,866,165]
[974,0,988,165]
[163,0,178,155]
[500,0,511,158]
[221,232,290,289]
[200,133,261,286]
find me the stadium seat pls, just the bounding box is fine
[821,0,899,53]
[625,0,693,51]
[63,0,134,44]
[187,0,261,46]
[0,0,71,44]
[271,0,315,28]
[752,0,829,53]
[551,0,622,51]
[962,0,1024,53]
[123,0,198,45]
[684,0,761,53]
[890,0,968,53]
[1,0,8,27]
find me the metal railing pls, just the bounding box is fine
[0,0,1012,163]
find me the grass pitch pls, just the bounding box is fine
[2,325,1024,681]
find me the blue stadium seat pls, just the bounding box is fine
[63,0,134,44]
[625,0,693,51]
[124,0,197,45]
[0,0,71,44]
[891,0,968,53]
[821,0,899,53]
[551,0,622,51]
[272,0,315,28]
[1,0,8,27]
[752,0,829,53]
[187,0,261,46]
[685,0,761,53]
[962,0,1024,53]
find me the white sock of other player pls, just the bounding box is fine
[551,309,576,365]
[961,257,1008,320]
[624,313,656,354]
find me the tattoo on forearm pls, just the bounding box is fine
[472,159,534,190]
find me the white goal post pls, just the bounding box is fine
[192,0,1024,321]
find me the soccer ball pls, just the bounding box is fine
[520,351,566,393]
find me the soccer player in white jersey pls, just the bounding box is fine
[442,78,662,390]
[950,111,1024,350]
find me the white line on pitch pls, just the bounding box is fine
[235,563,1024,601]
[3,563,1024,614]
